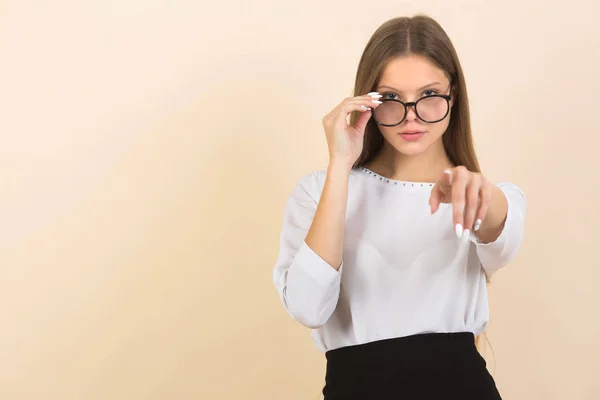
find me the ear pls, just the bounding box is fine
[450,85,456,108]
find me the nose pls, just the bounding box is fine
[405,104,418,122]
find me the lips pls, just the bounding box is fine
[398,130,426,141]
[401,130,425,135]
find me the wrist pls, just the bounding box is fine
[328,158,355,174]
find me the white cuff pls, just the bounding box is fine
[295,240,342,288]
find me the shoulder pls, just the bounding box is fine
[289,168,366,202]
[288,169,328,204]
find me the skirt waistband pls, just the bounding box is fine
[323,333,500,400]
[325,332,482,370]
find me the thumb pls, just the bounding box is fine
[353,108,372,134]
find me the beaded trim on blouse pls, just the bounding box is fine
[357,167,435,188]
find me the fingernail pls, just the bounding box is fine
[367,92,380,96]
[462,229,471,241]
[455,224,463,239]
[444,169,453,184]
[361,105,372,110]
[372,100,382,104]
[474,219,482,231]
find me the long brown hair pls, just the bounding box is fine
[351,15,491,351]
[351,15,480,174]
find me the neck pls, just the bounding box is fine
[365,140,454,183]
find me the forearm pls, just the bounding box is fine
[477,185,508,244]
[304,161,351,271]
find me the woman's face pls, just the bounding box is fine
[374,54,453,157]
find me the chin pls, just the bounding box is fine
[381,131,444,157]
[395,146,428,157]
[391,139,431,157]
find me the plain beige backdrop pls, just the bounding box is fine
[1,0,599,399]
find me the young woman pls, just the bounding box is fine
[273,14,525,399]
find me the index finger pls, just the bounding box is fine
[450,169,467,238]
[441,169,453,186]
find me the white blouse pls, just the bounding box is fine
[272,167,526,352]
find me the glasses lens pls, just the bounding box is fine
[373,101,406,125]
[416,96,449,122]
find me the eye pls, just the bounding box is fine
[423,89,439,97]
[382,92,398,100]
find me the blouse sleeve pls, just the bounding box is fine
[471,182,526,277]
[272,172,342,329]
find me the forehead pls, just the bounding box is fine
[378,54,449,90]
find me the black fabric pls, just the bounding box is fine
[323,332,502,400]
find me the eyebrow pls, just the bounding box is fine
[377,82,443,93]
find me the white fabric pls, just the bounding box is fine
[273,167,526,352]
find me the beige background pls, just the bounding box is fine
[1,0,599,399]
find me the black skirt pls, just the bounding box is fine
[322,332,502,400]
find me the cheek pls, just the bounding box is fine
[432,120,450,138]
[378,126,397,140]
[431,111,452,138]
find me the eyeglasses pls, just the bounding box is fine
[372,93,452,127]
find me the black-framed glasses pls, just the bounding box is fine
[372,94,452,127]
